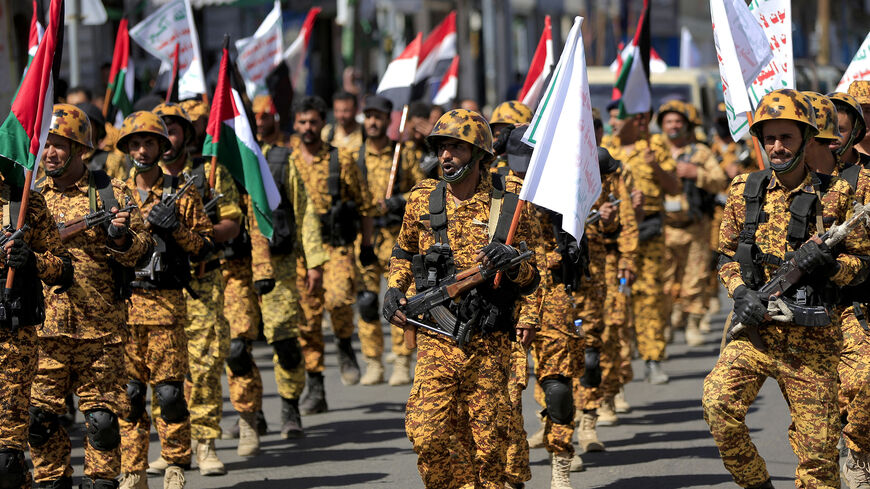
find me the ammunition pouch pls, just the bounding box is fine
[265,146,297,255]
[734,242,766,291]
[319,201,360,247]
[775,295,832,327]
[637,213,663,242]
[222,222,252,260]
[131,235,191,290]
[0,259,45,330]
[109,259,135,301]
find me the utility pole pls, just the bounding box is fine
[816,0,830,66]
[68,0,81,86]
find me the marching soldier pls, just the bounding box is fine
[116,111,213,489]
[401,101,440,180]
[703,89,870,489]
[30,104,150,489]
[322,91,363,152]
[848,81,870,157]
[384,109,541,488]
[828,92,869,170]
[252,95,295,149]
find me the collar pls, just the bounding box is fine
[44,167,91,194]
[768,170,815,195]
[365,139,394,157]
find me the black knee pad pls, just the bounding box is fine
[273,337,302,371]
[155,381,188,423]
[357,290,380,322]
[28,406,60,448]
[0,449,27,489]
[124,380,146,422]
[79,477,119,489]
[226,338,254,376]
[84,409,120,451]
[36,476,72,489]
[541,377,574,425]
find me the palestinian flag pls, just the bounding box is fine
[432,55,458,106]
[106,18,134,125]
[518,15,554,110]
[377,33,422,110]
[283,6,321,92]
[203,39,281,239]
[614,0,651,118]
[0,0,63,185]
[27,0,45,62]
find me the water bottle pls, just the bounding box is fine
[573,318,584,337]
[618,277,630,296]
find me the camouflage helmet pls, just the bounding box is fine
[48,104,94,150]
[179,99,209,122]
[252,95,277,115]
[116,111,172,154]
[748,89,819,139]
[848,80,870,106]
[153,102,195,144]
[827,91,867,143]
[801,92,841,141]
[655,99,693,128]
[490,101,533,126]
[427,109,494,157]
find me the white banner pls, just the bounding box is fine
[235,2,283,99]
[521,16,601,242]
[746,0,794,107]
[711,0,773,141]
[836,32,870,93]
[130,0,206,99]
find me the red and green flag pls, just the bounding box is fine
[203,39,281,239]
[0,0,63,185]
[106,18,134,125]
[614,0,652,118]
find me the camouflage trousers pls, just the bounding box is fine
[296,244,357,373]
[600,249,634,401]
[703,326,842,488]
[357,227,412,360]
[263,253,305,400]
[406,331,511,488]
[663,220,714,318]
[223,257,264,414]
[573,248,606,411]
[839,305,870,453]
[30,338,126,482]
[632,236,667,361]
[0,324,36,456]
[120,322,191,472]
[504,340,530,484]
[182,268,231,440]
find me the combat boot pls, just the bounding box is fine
[699,309,714,333]
[360,356,385,385]
[596,399,618,426]
[37,476,73,489]
[336,337,361,385]
[646,360,669,385]
[222,410,267,439]
[237,411,260,457]
[746,479,774,489]
[843,448,870,488]
[118,471,148,489]
[685,313,705,347]
[163,466,185,489]
[577,411,605,452]
[569,453,584,472]
[550,452,573,489]
[80,477,119,489]
[299,372,328,415]
[389,354,412,386]
[280,397,305,438]
[195,439,226,476]
[527,413,546,449]
[614,387,631,413]
[146,457,169,475]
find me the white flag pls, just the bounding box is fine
[711,0,774,141]
[521,17,601,242]
[235,1,284,99]
[836,32,870,92]
[129,0,206,99]
[746,0,794,107]
[679,27,701,69]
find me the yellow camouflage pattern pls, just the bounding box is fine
[749,89,819,139]
[291,142,374,217]
[504,339,531,485]
[159,157,242,225]
[428,109,494,156]
[0,325,37,451]
[490,101,532,126]
[116,111,171,154]
[838,305,870,454]
[603,134,677,215]
[322,123,363,153]
[223,251,264,413]
[49,104,94,149]
[848,80,870,105]
[803,92,841,140]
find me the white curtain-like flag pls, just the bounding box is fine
[236,1,284,99]
[836,32,870,92]
[710,0,773,141]
[520,16,601,242]
[746,0,794,107]
[679,27,702,69]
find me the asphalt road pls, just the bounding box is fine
[56,294,848,488]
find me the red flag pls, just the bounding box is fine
[518,16,554,110]
[166,43,180,103]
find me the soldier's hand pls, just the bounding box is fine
[146,202,179,231]
[580,347,602,388]
[5,237,34,269]
[384,195,406,215]
[793,240,838,275]
[732,285,767,327]
[383,287,407,327]
[516,327,535,348]
[676,161,698,180]
[477,242,520,271]
[359,245,378,267]
[306,266,323,293]
[598,202,617,225]
[253,279,275,296]
[630,189,644,210]
[108,206,129,241]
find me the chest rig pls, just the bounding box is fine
[411,175,525,339]
[732,168,835,326]
[320,148,361,246]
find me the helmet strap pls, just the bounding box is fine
[45,143,78,177]
[442,148,482,184]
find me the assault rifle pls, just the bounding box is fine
[58,204,137,242]
[401,246,533,347]
[586,194,621,226]
[727,202,870,344]
[164,172,199,207]
[0,225,30,249]
[202,192,224,215]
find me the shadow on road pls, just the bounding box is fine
[228,472,389,488]
[591,473,735,488]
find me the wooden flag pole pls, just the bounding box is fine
[746,111,766,170]
[197,155,219,277]
[385,104,410,199]
[492,198,526,288]
[101,85,113,119]
[6,169,34,292]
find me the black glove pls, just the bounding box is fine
[383,287,406,323]
[479,241,520,271]
[384,195,406,215]
[6,238,34,270]
[793,240,838,275]
[732,285,767,327]
[492,124,515,155]
[147,202,179,231]
[580,347,602,388]
[253,279,275,296]
[359,245,378,267]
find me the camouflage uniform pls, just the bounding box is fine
[32,164,151,485]
[292,143,373,372]
[602,135,676,362]
[322,123,363,153]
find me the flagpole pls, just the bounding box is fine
[6,169,34,292]
[101,85,113,118]
[492,198,525,288]
[745,111,766,170]
[197,154,219,278]
[385,104,409,199]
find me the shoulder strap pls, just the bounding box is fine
[327,148,342,203]
[265,146,292,201]
[326,124,336,146]
[788,190,820,250]
[90,169,119,213]
[841,164,861,192]
[161,173,176,202]
[2,186,21,229]
[428,180,449,245]
[739,168,772,244]
[356,147,368,183]
[490,174,519,244]
[190,158,209,200]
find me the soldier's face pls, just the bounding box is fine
[256,112,277,138]
[42,133,76,172]
[761,120,803,167]
[162,119,186,162]
[832,112,853,151]
[661,112,688,141]
[294,110,325,145]
[437,140,474,177]
[363,110,388,139]
[490,123,510,141]
[127,134,162,167]
[333,99,357,127]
